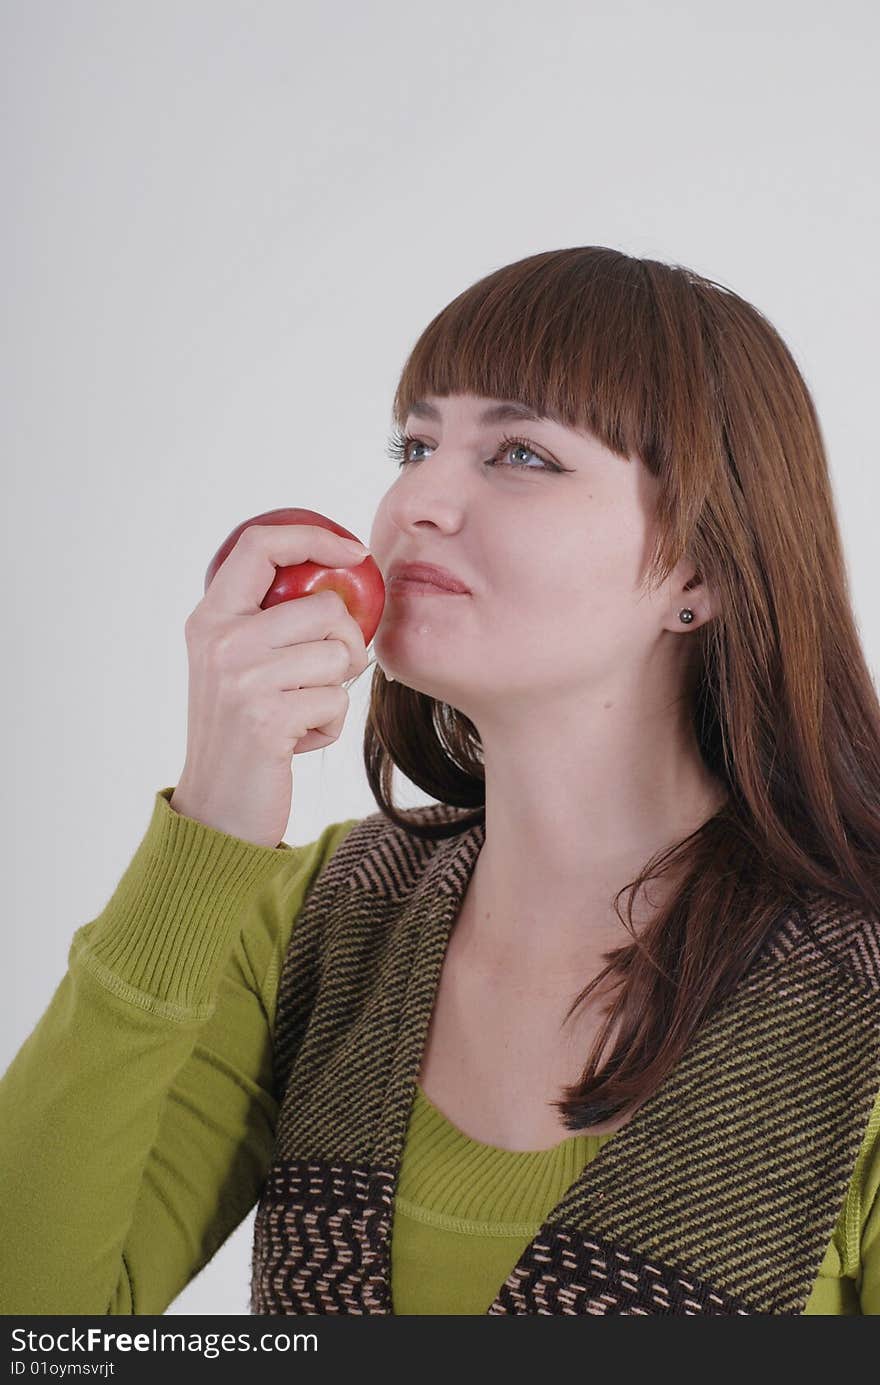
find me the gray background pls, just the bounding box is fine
[2,0,877,1314]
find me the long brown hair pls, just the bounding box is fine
[358,246,880,1131]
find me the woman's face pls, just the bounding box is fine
[368,391,688,722]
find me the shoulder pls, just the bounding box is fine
[769,885,880,999]
[313,801,483,903]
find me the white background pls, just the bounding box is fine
[2,0,877,1314]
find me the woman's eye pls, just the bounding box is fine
[494,441,549,471]
[385,431,559,472]
[401,438,429,464]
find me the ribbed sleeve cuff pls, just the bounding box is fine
[68,786,296,1019]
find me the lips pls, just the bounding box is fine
[387,561,471,594]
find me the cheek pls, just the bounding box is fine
[500,581,597,647]
[491,530,635,637]
[367,502,395,564]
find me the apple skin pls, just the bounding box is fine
[203,506,386,646]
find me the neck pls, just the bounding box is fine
[456,713,726,977]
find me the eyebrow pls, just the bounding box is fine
[407,399,564,426]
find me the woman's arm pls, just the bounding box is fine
[0,786,359,1314]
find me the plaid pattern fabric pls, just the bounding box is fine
[250,804,880,1315]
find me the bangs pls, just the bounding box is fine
[391,247,723,484]
[391,246,739,596]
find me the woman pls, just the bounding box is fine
[251,248,880,1315]
[3,247,878,1315]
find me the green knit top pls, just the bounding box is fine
[1,787,878,1315]
[392,1083,880,1314]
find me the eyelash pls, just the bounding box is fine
[384,427,564,474]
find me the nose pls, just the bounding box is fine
[384,456,469,534]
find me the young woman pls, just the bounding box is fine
[3,247,878,1315]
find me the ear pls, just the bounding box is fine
[673,565,721,629]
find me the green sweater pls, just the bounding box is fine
[394,1086,880,1314]
[1,786,878,1315]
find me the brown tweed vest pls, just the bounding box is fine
[250,803,880,1315]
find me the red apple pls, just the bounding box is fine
[204,507,386,645]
